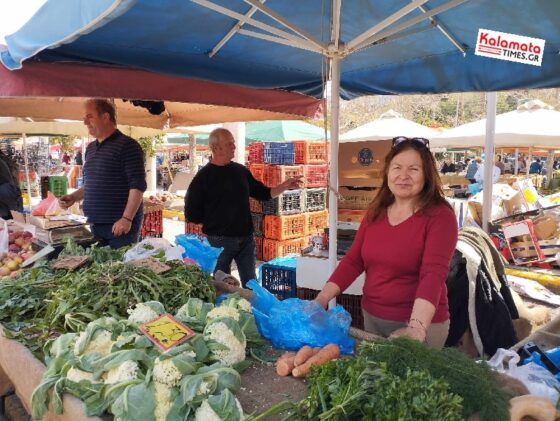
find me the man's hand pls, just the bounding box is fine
[112,218,132,236]
[59,193,76,209]
[283,176,303,190]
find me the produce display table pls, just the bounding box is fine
[0,323,307,420]
[0,325,104,421]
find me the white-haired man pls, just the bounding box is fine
[185,128,300,286]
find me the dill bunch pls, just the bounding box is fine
[358,338,510,421]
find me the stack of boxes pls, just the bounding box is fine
[248,140,329,261]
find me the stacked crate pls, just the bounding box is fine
[248,140,329,262]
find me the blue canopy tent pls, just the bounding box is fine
[2,0,560,273]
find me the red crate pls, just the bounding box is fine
[263,237,306,261]
[185,221,205,236]
[304,210,329,235]
[141,209,163,238]
[255,235,263,261]
[264,165,304,187]
[248,142,264,163]
[249,197,263,213]
[249,164,266,183]
[297,287,364,329]
[293,141,328,164]
[304,165,328,188]
[264,214,306,240]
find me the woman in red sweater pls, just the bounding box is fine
[316,137,458,348]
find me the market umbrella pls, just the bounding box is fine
[2,0,559,268]
[341,110,439,142]
[245,120,327,142]
[431,100,560,149]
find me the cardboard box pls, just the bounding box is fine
[338,209,367,224]
[338,187,378,210]
[533,216,558,240]
[338,140,391,187]
[440,174,469,186]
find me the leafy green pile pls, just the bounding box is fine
[0,243,215,357]
[253,338,510,421]
[31,297,258,421]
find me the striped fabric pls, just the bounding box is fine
[83,130,146,224]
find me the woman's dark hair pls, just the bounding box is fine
[366,141,451,222]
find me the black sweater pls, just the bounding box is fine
[185,162,271,236]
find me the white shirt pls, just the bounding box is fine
[474,164,501,184]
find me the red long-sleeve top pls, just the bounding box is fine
[328,203,458,323]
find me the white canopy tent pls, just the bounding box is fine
[340,110,440,143]
[431,100,560,149]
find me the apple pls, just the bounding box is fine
[14,238,25,247]
[0,267,10,277]
[13,256,23,265]
[22,231,33,240]
[6,260,19,271]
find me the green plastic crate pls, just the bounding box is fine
[48,176,68,198]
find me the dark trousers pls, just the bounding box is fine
[206,234,256,287]
[90,210,143,249]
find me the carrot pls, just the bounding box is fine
[276,352,296,376]
[294,345,315,366]
[292,344,341,378]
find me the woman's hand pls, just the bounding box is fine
[390,325,426,343]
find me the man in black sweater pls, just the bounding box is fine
[185,128,300,286]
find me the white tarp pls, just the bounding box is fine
[340,110,440,143]
[431,100,560,149]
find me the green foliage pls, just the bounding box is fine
[137,134,164,158]
[50,136,75,154]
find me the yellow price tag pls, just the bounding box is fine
[139,314,195,351]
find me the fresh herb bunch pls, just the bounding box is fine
[358,338,510,421]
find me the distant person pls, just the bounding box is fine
[440,158,456,174]
[465,157,480,183]
[529,158,542,174]
[61,152,71,165]
[0,150,23,219]
[474,161,501,184]
[495,155,505,175]
[75,151,83,165]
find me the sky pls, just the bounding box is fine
[0,0,46,45]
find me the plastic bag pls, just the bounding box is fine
[523,346,560,381]
[0,218,8,254]
[247,279,355,354]
[488,348,560,403]
[32,192,57,216]
[124,238,173,262]
[175,234,223,273]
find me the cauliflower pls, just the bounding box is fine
[197,380,211,396]
[194,396,244,421]
[154,382,173,421]
[104,361,139,384]
[153,358,183,387]
[127,303,160,324]
[204,321,246,366]
[74,330,114,357]
[66,367,98,383]
[207,306,240,322]
[236,298,252,313]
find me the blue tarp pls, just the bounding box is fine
[2,0,559,99]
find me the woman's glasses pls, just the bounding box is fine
[392,136,430,149]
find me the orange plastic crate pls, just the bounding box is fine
[255,235,263,261]
[305,210,329,235]
[304,164,328,187]
[293,141,328,164]
[185,221,205,236]
[249,164,266,183]
[264,165,304,187]
[264,214,306,240]
[248,142,263,163]
[263,237,306,261]
[249,197,263,213]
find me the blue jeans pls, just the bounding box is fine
[206,234,256,287]
[90,210,143,249]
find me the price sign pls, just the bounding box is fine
[139,314,195,351]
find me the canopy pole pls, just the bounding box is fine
[482,92,496,233]
[546,150,554,188]
[328,57,340,291]
[188,134,197,173]
[527,147,533,176]
[514,148,519,175]
[22,133,32,204]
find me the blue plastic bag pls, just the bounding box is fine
[175,234,223,273]
[468,183,482,195]
[247,279,355,354]
[523,346,560,381]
